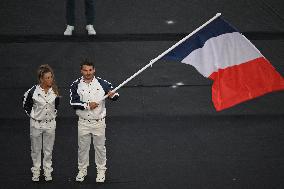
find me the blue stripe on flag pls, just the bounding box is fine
[163,17,238,62]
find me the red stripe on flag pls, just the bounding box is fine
[209,57,284,111]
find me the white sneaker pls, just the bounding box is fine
[44,170,52,181]
[64,25,74,36]
[86,25,96,35]
[76,169,87,182]
[31,167,40,182]
[96,170,106,183]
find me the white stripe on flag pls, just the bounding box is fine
[181,32,263,77]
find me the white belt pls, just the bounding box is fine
[80,117,105,122]
[31,117,55,123]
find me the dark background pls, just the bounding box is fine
[0,0,283,188]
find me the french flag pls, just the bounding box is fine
[163,17,284,111]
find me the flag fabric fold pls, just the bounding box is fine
[163,17,284,111]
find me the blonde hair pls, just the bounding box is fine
[37,64,59,96]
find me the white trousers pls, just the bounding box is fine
[30,120,56,172]
[78,118,107,171]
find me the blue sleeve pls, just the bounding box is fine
[22,86,36,116]
[70,80,87,110]
[55,96,60,111]
[97,77,119,101]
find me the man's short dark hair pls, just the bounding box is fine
[80,59,94,69]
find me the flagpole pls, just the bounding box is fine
[101,13,222,101]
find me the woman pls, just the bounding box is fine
[22,64,60,181]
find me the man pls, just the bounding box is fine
[70,60,119,182]
[64,0,96,35]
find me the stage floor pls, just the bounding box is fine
[1,115,284,189]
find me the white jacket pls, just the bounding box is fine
[70,77,119,120]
